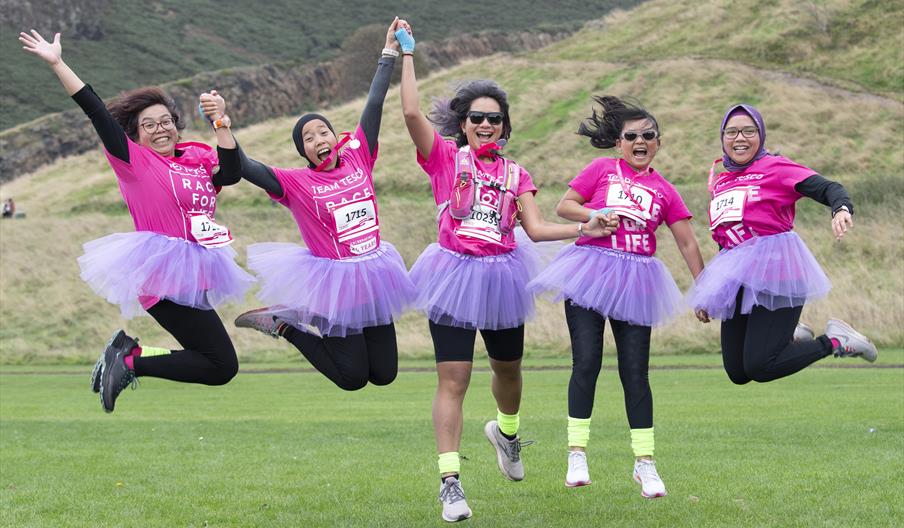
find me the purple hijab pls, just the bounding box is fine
[721,104,768,172]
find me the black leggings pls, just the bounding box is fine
[565,300,652,429]
[721,289,833,384]
[133,300,238,385]
[281,323,398,391]
[428,320,525,363]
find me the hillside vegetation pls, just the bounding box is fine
[1,0,901,363]
[1,0,640,130]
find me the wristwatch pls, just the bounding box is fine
[213,115,231,130]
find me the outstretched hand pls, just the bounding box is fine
[19,30,62,65]
[199,90,226,120]
[832,210,853,240]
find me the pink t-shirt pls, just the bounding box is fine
[270,126,380,260]
[104,139,220,241]
[418,131,538,257]
[709,155,815,249]
[569,157,691,257]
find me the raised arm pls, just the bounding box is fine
[358,18,402,156]
[20,30,129,162]
[397,26,435,159]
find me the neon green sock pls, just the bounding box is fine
[567,416,592,448]
[140,346,170,357]
[496,410,520,437]
[630,427,655,458]
[437,452,460,475]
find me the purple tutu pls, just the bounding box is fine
[78,231,256,318]
[687,231,831,320]
[247,241,416,337]
[409,241,540,330]
[528,244,683,327]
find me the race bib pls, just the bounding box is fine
[332,197,378,243]
[709,188,747,230]
[456,205,502,243]
[188,211,233,248]
[606,185,653,224]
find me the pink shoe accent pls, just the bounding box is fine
[131,345,143,357]
[830,337,841,350]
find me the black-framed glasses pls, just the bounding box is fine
[139,117,176,134]
[723,126,758,139]
[621,130,658,141]
[467,111,504,125]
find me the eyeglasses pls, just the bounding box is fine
[139,117,176,134]
[723,126,758,139]
[467,111,504,126]
[621,130,658,141]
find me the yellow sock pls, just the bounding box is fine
[438,452,460,475]
[568,416,591,448]
[630,427,655,457]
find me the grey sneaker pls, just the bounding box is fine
[484,420,533,481]
[234,307,284,338]
[826,319,877,362]
[99,330,139,413]
[438,476,472,522]
[793,322,815,342]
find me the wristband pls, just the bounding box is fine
[588,207,613,220]
[381,48,400,58]
[577,223,585,237]
[213,115,231,130]
[832,205,850,218]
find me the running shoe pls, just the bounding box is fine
[234,307,284,338]
[793,322,815,342]
[484,420,532,481]
[99,330,139,413]
[438,476,472,522]
[90,351,104,394]
[565,450,591,488]
[633,459,667,499]
[826,319,878,362]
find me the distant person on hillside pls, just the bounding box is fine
[397,25,614,522]
[528,96,706,498]
[19,29,254,414]
[688,104,876,384]
[1,198,14,218]
[217,18,417,392]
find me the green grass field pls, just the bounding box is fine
[2,353,902,527]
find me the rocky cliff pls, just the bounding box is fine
[0,30,567,182]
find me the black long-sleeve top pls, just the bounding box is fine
[216,56,396,196]
[795,174,854,216]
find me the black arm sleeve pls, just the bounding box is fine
[794,174,854,216]
[216,143,284,197]
[359,57,397,157]
[71,84,130,163]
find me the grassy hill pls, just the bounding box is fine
[1,0,640,131]
[1,0,902,363]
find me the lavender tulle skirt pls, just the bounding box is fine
[528,244,683,327]
[247,241,416,337]
[687,232,831,320]
[409,239,540,330]
[78,231,255,318]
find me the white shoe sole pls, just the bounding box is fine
[634,474,667,499]
[565,479,592,488]
[442,510,472,522]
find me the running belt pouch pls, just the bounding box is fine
[497,160,521,235]
[449,147,476,219]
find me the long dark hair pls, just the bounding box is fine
[428,79,512,147]
[107,87,185,141]
[578,96,659,149]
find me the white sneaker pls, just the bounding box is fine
[438,477,472,522]
[234,307,284,338]
[826,319,877,363]
[565,451,591,488]
[633,459,667,499]
[793,322,815,342]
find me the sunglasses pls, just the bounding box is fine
[621,130,658,142]
[467,111,504,126]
